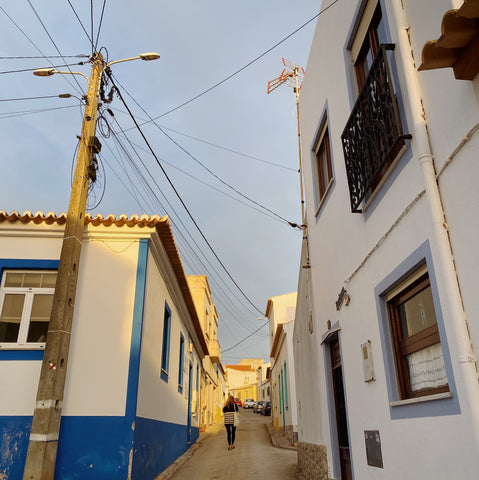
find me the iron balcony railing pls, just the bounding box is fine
[341,44,412,212]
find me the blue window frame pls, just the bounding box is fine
[178,333,185,393]
[160,302,171,382]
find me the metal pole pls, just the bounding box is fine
[23,52,104,480]
[294,68,310,268]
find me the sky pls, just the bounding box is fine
[0,0,321,364]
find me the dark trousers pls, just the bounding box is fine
[225,424,236,445]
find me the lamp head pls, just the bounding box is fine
[33,68,56,77]
[139,52,160,61]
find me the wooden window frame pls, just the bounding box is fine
[314,122,333,210]
[387,272,449,400]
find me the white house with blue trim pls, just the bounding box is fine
[0,210,208,480]
[293,0,479,479]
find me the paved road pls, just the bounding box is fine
[170,409,298,480]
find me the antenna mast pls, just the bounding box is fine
[267,58,310,267]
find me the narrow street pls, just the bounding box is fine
[169,409,298,480]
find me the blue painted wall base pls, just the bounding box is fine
[131,416,199,480]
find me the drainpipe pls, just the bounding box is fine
[392,0,479,441]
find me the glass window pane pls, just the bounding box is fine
[4,272,24,287]
[23,273,42,288]
[27,294,53,343]
[406,343,448,392]
[30,294,53,322]
[41,273,57,288]
[399,285,437,338]
[0,294,25,342]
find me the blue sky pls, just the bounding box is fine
[0,0,320,363]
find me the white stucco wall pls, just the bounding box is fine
[136,247,201,428]
[0,222,142,417]
[296,0,479,478]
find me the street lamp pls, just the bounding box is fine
[24,51,160,480]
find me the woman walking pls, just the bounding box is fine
[223,395,239,450]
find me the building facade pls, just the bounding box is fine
[294,0,479,479]
[186,275,225,429]
[0,211,208,480]
[265,293,298,444]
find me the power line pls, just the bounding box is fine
[135,0,343,122]
[94,0,107,52]
[113,76,301,229]
[0,105,77,119]
[66,0,94,51]
[0,95,62,102]
[0,62,85,75]
[108,130,288,224]
[222,321,269,353]
[0,5,84,96]
[111,107,296,172]
[100,115,260,334]
[106,73,264,316]
[0,55,89,59]
[26,0,85,94]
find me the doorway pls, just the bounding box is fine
[330,335,352,480]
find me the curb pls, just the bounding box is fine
[265,423,297,451]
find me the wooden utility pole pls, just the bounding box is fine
[23,52,103,480]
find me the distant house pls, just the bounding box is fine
[187,275,225,428]
[0,210,208,480]
[224,360,262,402]
[294,0,479,479]
[265,293,298,444]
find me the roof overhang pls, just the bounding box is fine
[418,0,479,80]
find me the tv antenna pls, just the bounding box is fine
[267,58,309,268]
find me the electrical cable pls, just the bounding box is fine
[113,76,301,230]
[26,0,85,94]
[100,108,262,331]
[103,116,261,329]
[106,74,264,316]
[0,95,62,102]
[94,0,107,53]
[0,6,84,96]
[133,0,343,123]
[222,321,269,353]
[66,0,94,51]
[111,107,296,172]
[0,55,89,59]
[108,133,284,224]
[0,105,77,119]
[0,62,85,75]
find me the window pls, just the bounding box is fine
[342,0,411,212]
[386,266,449,399]
[352,1,387,91]
[0,270,57,348]
[160,303,171,382]
[178,333,184,393]
[313,122,333,210]
[284,362,288,409]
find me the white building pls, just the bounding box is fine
[0,211,208,480]
[265,293,298,444]
[294,0,479,479]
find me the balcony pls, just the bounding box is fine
[341,44,412,213]
[208,338,221,364]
